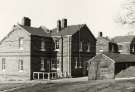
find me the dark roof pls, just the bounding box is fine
[51,24,86,36]
[112,35,135,43]
[104,53,135,63]
[19,25,50,37]
[88,53,135,63]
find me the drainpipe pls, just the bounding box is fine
[61,35,63,76]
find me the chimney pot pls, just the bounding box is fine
[22,17,31,26]
[99,32,103,37]
[62,18,67,28]
[57,20,61,32]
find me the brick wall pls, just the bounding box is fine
[71,26,96,77]
[88,54,115,80]
[0,26,31,81]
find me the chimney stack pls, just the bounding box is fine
[98,32,103,37]
[61,18,67,28]
[57,20,61,32]
[22,17,31,26]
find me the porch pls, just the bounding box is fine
[33,72,70,80]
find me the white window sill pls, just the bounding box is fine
[19,70,24,72]
[19,48,24,50]
[55,49,60,51]
[40,49,46,51]
[40,68,45,71]
[2,70,5,72]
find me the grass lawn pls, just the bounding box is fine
[1,78,135,92]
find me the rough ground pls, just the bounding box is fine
[116,66,135,78]
[1,77,135,92]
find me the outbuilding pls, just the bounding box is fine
[88,53,135,80]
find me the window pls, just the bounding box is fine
[79,58,82,68]
[41,39,45,51]
[75,57,82,69]
[87,42,91,52]
[118,45,123,50]
[75,58,78,69]
[51,59,57,70]
[18,59,23,71]
[40,57,45,71]
[57,59,60,69]
[55,40,59,50]
[19,37,24,50]
[131,45,135,53]
[79,41,83,51]
[2,58,6,71]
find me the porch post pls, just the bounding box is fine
[43,72,44,80]
[38,72,40,79]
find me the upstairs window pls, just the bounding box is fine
[75,57,78,69]
[18,59,23,71]
[40,57,45,71]
[87,43,91,52]
[19,37,24,50]
[2,58,6,71]
[131,45,135,53]
[55,40,59,50]
[41,39,45,51]
[118,45,123,52]
[118,45,123,50]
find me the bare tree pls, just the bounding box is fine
[116,0,135,26]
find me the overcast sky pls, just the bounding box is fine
[0,0,130,40]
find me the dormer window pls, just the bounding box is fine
[55,40,59,51]
[19,37,24,50]
[41,39,45,51]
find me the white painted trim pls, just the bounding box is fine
[0,24,31,45]
[102,54,115,64]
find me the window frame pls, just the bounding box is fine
[19,37,24,50]
[2,58,6,71]
[41,38,45,51]
[55,40,59,50]
[40,57,45,71]
[18,59,24,72]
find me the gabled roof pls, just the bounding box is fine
[112,35,135,43]
[88,53,135,63]
[19,25,50,37]
[50,24,96,40]
[104,53,135,63]
[51,24,86,36]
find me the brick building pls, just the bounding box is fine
[96,32,118,54]
[88,53,135,80]
[0,17,96,80]
[112,35,135,54]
